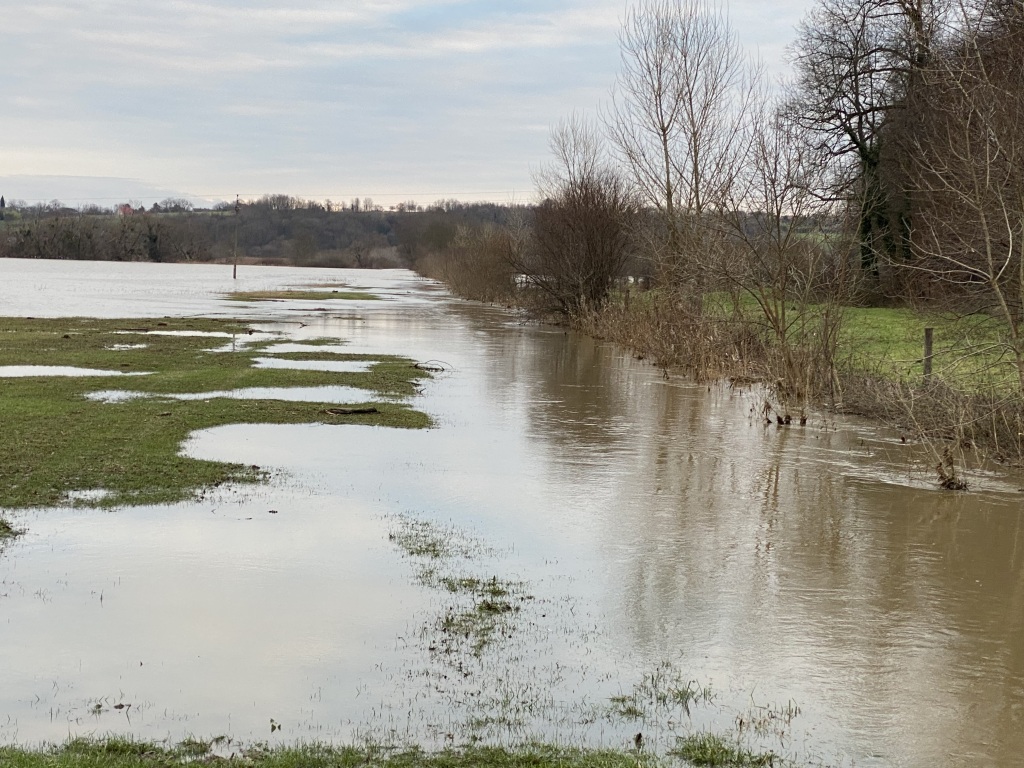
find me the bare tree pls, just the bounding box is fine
[719,103,853,406]
[510,117,640,316]
[605,0,758,287]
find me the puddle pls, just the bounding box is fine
[251,357,373,373]
[64,489,113,503]
[106,343,149,351]
[0,366,153,377]
[114,330,239,338]
[85,385,393,405]
[262,343,351,355]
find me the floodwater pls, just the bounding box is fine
[0,366,152,377]
[1,259,1023,767]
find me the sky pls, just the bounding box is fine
[1,0,813,209]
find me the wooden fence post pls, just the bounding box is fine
[924,327,934,380]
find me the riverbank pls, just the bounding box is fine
[567,288,1024,477]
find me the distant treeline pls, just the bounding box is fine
[0,195,518,269]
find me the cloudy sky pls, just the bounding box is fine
[1,0,813,208]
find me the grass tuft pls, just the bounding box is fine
[670,733,780,766]
[608,662,714,720]
[0,517,21,538]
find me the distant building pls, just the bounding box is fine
[116,204,135,216]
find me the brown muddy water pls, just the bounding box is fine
[1,259,1023,767]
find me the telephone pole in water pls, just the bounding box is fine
[232,194,240,279]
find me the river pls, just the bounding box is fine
[0,259,1022,766]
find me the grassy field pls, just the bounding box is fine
[0,316,429,512]
[615,287,1021,391]
[836,306,1017,387]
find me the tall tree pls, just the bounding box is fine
[605,0,758,288]
[787,0,945,278]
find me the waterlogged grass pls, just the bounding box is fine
[0,740,650,768]
[437,575,511,598]
[609,662,715,720]
[671,733,780,767]
[388,515,530,658]
[228,289,379,302]
[0,317,430,509]
[388,516,484,561]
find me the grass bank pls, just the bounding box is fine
[0,316,429,512]
[0,736,791,767]
[0,741,655,768]
[575,289,1024,470]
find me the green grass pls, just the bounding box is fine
[227,289,379,302]
[0,740,649,768]
[0,516,21,538]
[713,292,1023,390]
[0,317,430,510]
[612,286,1022,391]
[837,306,1020,389]
[670,733,780,766]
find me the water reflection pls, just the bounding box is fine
[431,295,1024,766]
[0,262,1023,766]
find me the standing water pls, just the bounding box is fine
[0,259,1022,767]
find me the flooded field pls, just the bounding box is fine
[1,259,1023,767]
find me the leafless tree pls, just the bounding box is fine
[510,117,640,316]
[605,0,759,287]
[717,100,854,406]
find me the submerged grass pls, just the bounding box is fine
[228,289,379,302]
[387,515,531,658]
[671,733,780,767]
[0,740,649,768]
[388,516,482,561]
[0,317,430,509]
[608,662,715,720]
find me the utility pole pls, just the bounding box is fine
[232,194,240,280]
